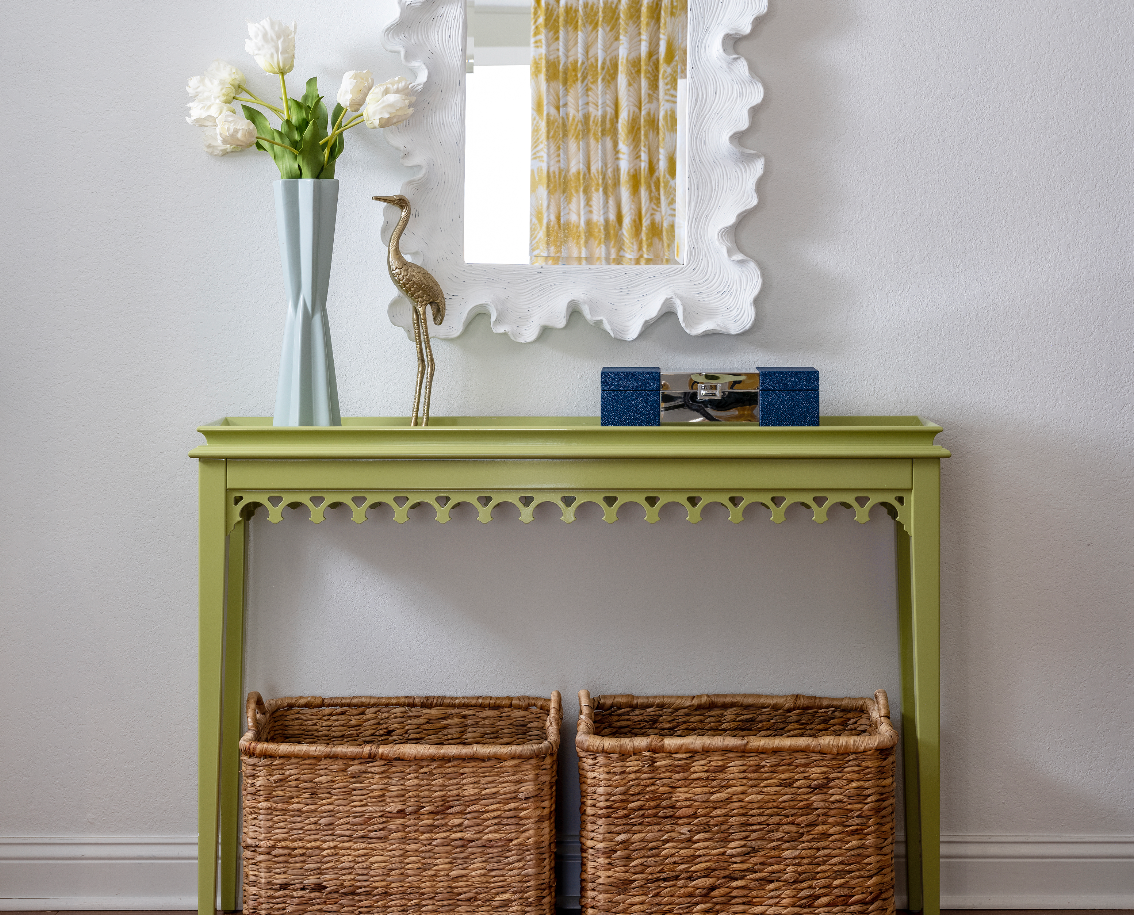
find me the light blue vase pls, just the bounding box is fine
[273,179,341,426]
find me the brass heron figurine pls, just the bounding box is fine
[373,194,445,426]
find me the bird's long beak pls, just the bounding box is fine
[373,195,398,204]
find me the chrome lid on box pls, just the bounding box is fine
[659,368,819,425]
[661,372,760,423]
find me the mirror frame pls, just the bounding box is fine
[380,0,766,342]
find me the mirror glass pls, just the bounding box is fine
[464,0,688,266]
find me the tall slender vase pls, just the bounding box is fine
[273,179,341,426]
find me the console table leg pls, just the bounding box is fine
[198,460,226,915]
[218,519,247,911]
[896,523,924,911]
[908,459,942,915]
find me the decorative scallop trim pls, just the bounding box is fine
[229,490,908,531]
[379,0,766,341]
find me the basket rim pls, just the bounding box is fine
[241,691,562,760]
[575,690,898,755]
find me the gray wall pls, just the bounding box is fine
[1,0,1131,907]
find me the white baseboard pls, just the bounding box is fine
[0,837,196,910]
[922,834,1134,909]
[2,834,1131,910]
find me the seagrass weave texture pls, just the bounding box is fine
[576,691,898,915]
[240,692,561,915]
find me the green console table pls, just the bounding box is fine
[191,415,949,915]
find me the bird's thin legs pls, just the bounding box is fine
[420,310,436,426]
[410,305,426,426]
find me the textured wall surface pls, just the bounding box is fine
[1,0,1132,906]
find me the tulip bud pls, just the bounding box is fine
[337,70,375,113]
[363,77,416,129]
[245,18,296,76]
[216,110,258,150]
[204,59,245,93]
[204,136,236,157]
[187,74,235,106]
[186,98,235,128]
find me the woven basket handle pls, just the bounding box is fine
[549,690,563,730]
[873,689,891,721]
[246,691,269,735]
[577,690,594,737]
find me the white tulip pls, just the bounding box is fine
[187,74,233,105]
[336,70,374,113]
[186,97,235,127]
[371,76,414,101]
[216,110,258,150]
[187,59,245,110]
[363,77,416,128]
[245,18,296,76]
[204,59,245,93]
[203,133,237,157]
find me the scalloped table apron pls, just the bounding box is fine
[272,179,341,427]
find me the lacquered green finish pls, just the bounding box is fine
[197,461,226,915]
[908,458,942,912]
[192,416,948,915]
[897,523,924,910]
[191,414,947,460]
[219,520,247,911]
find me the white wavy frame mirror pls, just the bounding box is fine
[379,0,766,342]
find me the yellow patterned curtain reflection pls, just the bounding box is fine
[530,0,686,265]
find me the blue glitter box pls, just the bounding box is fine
[601,366,819,426]
[600,366,661,426]
[757,367,820,426]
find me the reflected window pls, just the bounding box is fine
[465,0,687,266]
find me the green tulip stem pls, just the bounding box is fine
[320,113,366,148]
[257,135,299,155]
[235,88,284,118]
[322,108,349,167]
[279,74,290,121]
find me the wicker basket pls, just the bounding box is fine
[240,691,561,915]
[576,690,898,915]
